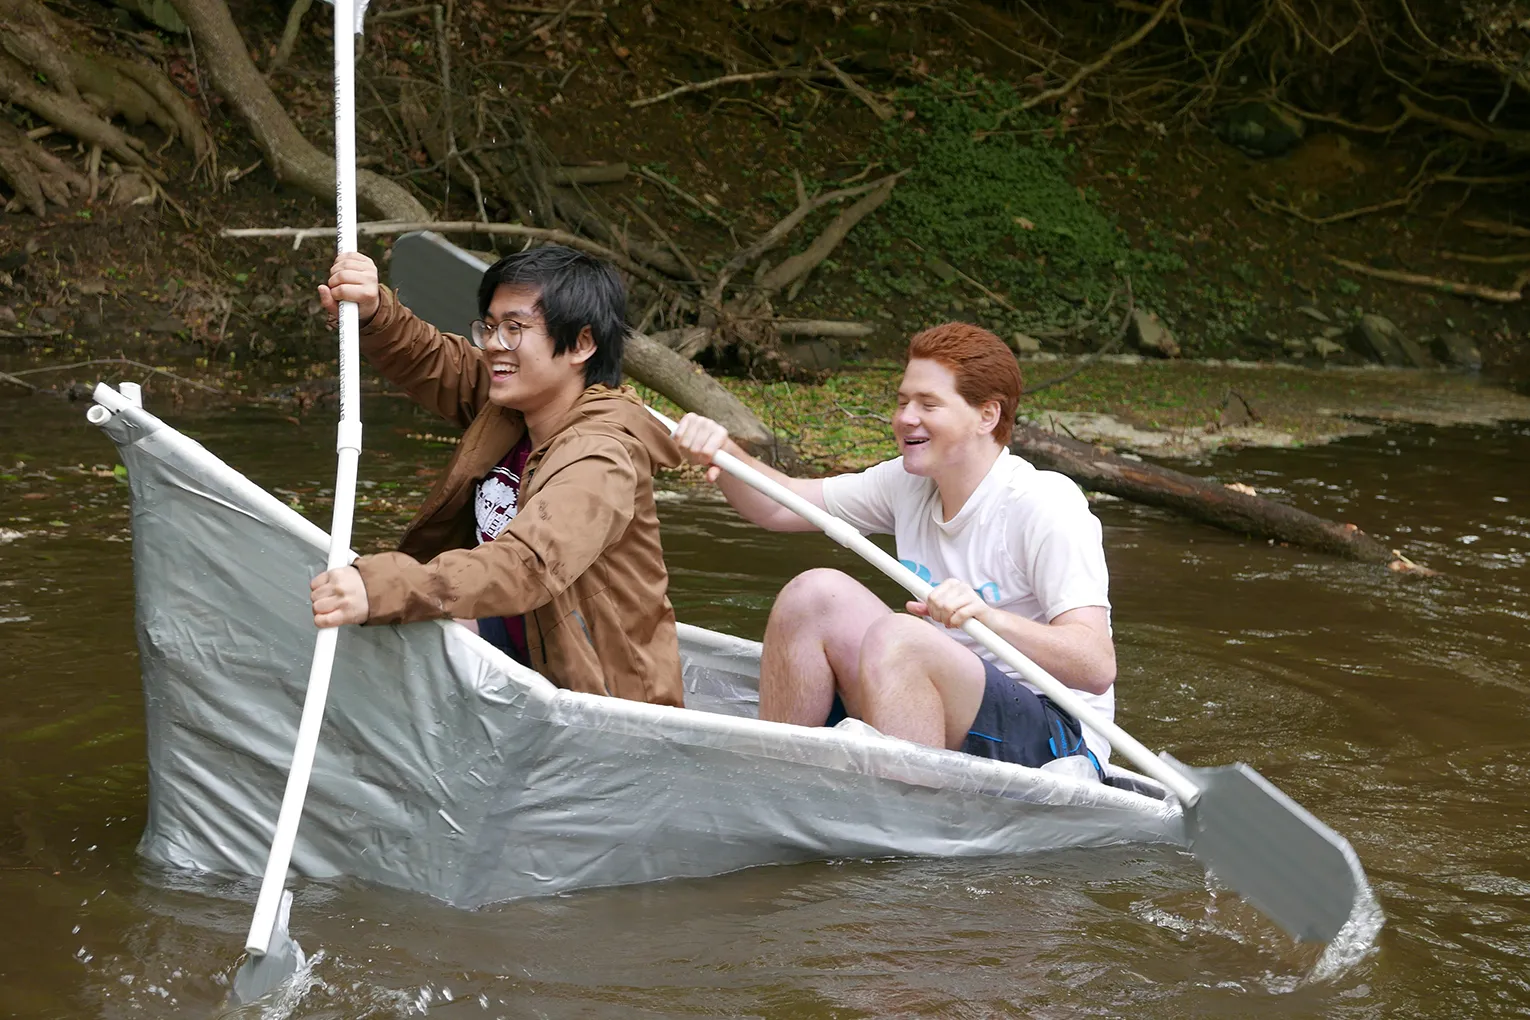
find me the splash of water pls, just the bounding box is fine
[1306,882,1385,984]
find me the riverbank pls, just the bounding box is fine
[5,345,1528,475]
[4,0,1528,399]
[639,356,1530,470]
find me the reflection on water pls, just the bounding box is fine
[0,391,1526,1018]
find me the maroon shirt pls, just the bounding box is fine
[473,435,533,663]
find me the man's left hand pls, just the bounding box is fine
[907,579,991,630]
[311,565,370,628]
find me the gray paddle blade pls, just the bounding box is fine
[1165,754,1371,943]
[390,231,490,339]
[230,890,306,1006]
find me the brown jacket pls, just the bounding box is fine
[352,285,685,707]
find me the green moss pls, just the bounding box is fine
[841,73,1185,329]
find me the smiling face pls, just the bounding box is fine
[481,284,593,413]
[893,357,1002,477]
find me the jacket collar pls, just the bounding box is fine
[434,386,631,508]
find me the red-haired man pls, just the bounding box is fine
[672,323,1115,772]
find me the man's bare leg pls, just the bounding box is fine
[856,615,988,749]
[758,568,892,726]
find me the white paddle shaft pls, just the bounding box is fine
[245,0,366,957]
[650,408,1201,805]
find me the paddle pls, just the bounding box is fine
[229,0,371,1004]
[646,406,1372,945]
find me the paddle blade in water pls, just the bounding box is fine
[230,890,305,1006]
[1168,755,1372,943]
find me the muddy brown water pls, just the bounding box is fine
[1,388,1527,1019]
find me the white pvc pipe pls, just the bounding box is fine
[91,381,134,414]
[85,404,112,426]
[647,407,1201,806]
[245,0,367,958]
[118,381,143,408]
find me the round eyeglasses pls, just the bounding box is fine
[469,317,535,351]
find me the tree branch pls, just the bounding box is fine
[756,173,901,294]
[1328,256,1527,303]
[1019,0,1181,110]
[268,0,313,73]
[221,220,673,291]
[819,59,892,120]
[629,67,831,109]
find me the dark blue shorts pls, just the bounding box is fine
[826,658,1101,773]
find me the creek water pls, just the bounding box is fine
[0,387,1526,1019]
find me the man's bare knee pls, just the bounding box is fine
[772,568,865,619]
[769,568,885,644]
[763,569,890,722]
[857,614,987,749]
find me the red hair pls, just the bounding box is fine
[906,323,1022,445]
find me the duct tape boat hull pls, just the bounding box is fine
[94,398,1185,908]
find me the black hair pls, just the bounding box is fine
[476,245,627,387]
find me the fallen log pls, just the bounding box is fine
[626,330,796,469]
[1010,423,1427,572]
[774,319,874,338]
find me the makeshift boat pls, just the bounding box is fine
[88,382,1184,909]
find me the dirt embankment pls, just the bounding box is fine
[2,0,1527,441]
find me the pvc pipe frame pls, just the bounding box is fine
[646,408,1202,807]
[244,0,368,959]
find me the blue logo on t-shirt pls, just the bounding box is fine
[901,559,1003,603]
[900,558,933,583]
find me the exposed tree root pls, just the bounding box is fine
[0,0,211,191]
[0,118,86,216]
[170,0,428,221]
[268,0,313,74]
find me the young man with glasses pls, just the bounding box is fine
[309,245,687,707]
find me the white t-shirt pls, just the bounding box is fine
[822,448,1115,761]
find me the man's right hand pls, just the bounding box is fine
[318,251,381,327]
[671,413,731,483]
